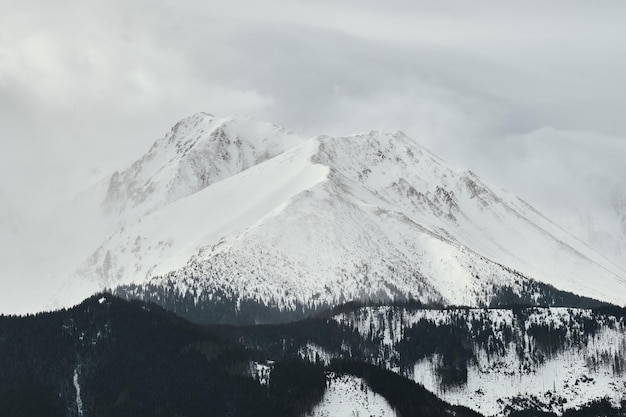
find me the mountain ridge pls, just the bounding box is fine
[6,112,624,316]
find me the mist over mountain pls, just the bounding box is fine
[1,113,624,319]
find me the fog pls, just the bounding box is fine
[1,0,625,309]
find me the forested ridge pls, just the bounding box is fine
[0,294,481,417]
[1,294,625,416]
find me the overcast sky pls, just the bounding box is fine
[2,0,626,238]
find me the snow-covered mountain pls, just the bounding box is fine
[31,112,626,314]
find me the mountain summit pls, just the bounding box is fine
[102,113,304,220]
[36,114,626,318]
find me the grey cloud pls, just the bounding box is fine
[1,0,626,261]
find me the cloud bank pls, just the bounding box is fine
[1,0,625,302]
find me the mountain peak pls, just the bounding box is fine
[45,113,626,315]
[101,113,304,219]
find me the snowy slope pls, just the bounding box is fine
[1,113,310,314]
[321,132,626,302]
[24,113,626,312]
[111,130,626,311]
[308,374,397,417]
[332,306,626,416]
[67,139,327,291]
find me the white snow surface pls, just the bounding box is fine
[308,373,397,417]
[4,113,626,313]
